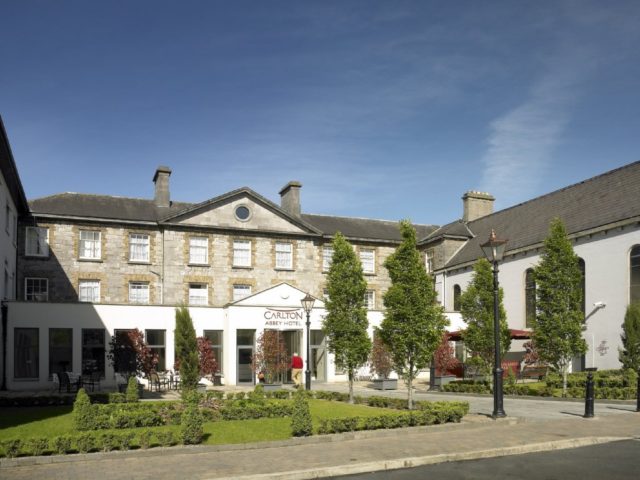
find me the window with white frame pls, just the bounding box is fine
[189,283,208,305]
[360,248,375,274]
[364,290,375,310]
[323,288,329,300]
[79,280,100,302]
[322,246,333,271]
[275,242,293,269]
[129,281,150,304]
[425,249,434,274]
[25,278,48,301]
[233,240,251,267]
[129,234,150,262]
[189,237,208,264]
[145,329,166,371]
[79,230,101,260]
[25,227,49,257]
[233,284,252,302]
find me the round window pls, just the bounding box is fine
[235,205,251,221]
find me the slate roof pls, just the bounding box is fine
[421,219,473,243]
[29,192,435,242]
[302,214,437,242]
[0,116,29,215]
[29,193,192,223]
[446,160,640,268]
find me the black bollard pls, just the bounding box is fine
[584,368,597,418]
[636,370,640,412]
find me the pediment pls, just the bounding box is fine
[161,188,318,234]
[232,282,325,309]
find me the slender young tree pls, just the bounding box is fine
[379,220,447,409]
[533,218,587,395]
[174,305,200,392]
[459,258,511,378]
[619,303,640,371]
[323,232,371,403]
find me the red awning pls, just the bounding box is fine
[446,329,532,341]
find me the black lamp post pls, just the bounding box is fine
[300,293,315,391]
[480,229,508,419]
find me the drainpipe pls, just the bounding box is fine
[1,301,7,390]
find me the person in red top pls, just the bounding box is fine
[291,352,303,387]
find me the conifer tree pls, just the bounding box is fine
[459,258,511,377]
[174,305,200,392]
[533,218,587,395]
[619,303,640,371]
[323,232,371,404]
[380,220,447,409]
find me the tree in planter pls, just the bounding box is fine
[197,336,219,382]
[251,330,289,384]
[369,330,393,380]
[434,333,459,376]
[379,220,448,409]
[533,218,587,396]
[323,232,371,403]
[174,305,200,392]
[107,329,158,379]
[459,258,511,379]
[619,303,640,371]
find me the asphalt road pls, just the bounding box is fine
[334,440,640,480]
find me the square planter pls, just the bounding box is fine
[372,378,398,390]
[433,375,457,387]
[262,383,283,392]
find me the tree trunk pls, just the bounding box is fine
[562,365,568,397]
[348,369,354,404]
[408,360,414,410]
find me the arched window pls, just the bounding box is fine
[578,258,586,315]
[525,269,535,328]
[453,284,461,311]
[631,246,640,303]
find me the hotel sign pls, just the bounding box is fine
[264,308,304,329]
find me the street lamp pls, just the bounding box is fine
[480,229,508,419]
[300,293,315,391]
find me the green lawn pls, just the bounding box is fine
[0,399,393,445]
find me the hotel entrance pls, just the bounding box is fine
[236,329,255,385]
[280,330,301,383]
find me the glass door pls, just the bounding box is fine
[281,330,301,383]
[311,330,326,382]
[236,330,255,385]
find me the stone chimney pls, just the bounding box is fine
[279,181,302,217]
[153,166,172,208]
[462,191,494,222]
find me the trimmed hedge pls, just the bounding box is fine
[545,369,638,389]
[317,401,469,434]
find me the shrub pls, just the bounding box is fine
[291,391,313,437]
[138,429,153,449]
[156,430,175,447]
[220,401,293,420]
[73,388,95,430]
[126,376,140,403]
[1,439,22,458]
[248,385,266,404]
[235,392,246,400]
[52,435,72,455]
[75,433,97,454]
[207,390,225,400]
[25,437,49,456]
[117,432,135,451]
[181,404,204,445]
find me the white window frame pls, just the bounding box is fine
[25,227,49,257]
[25,277,48,302]
[364,290,375,310]
[79,230,101,260]
[322,246,333,272]
[129,234,150,262]
[79,279,100,303]
[275,242,293,269]
[188,283,208,305]
[360,248,375,274]
[189,236,208,264]
[233,240,251,267]
[425,249,434,274]
[129,281,150,304]
[233,284,252,302]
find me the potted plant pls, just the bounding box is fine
[370,333,397,390]
[107,329,158,396]
[432,333,459,389]
[197,336,219,391]
[251,330,289,391]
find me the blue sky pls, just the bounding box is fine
[1,1,639,226]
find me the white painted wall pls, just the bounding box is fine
[439,226,640,370]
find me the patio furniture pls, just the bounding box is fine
[148,372,169,392]
[81,371,102,392]
[59,372,81,393]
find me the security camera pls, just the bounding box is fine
[593,301,606,309]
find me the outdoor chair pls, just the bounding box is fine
[59,371,80,393]
[148,372,169,392]
[81,371,102,392]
